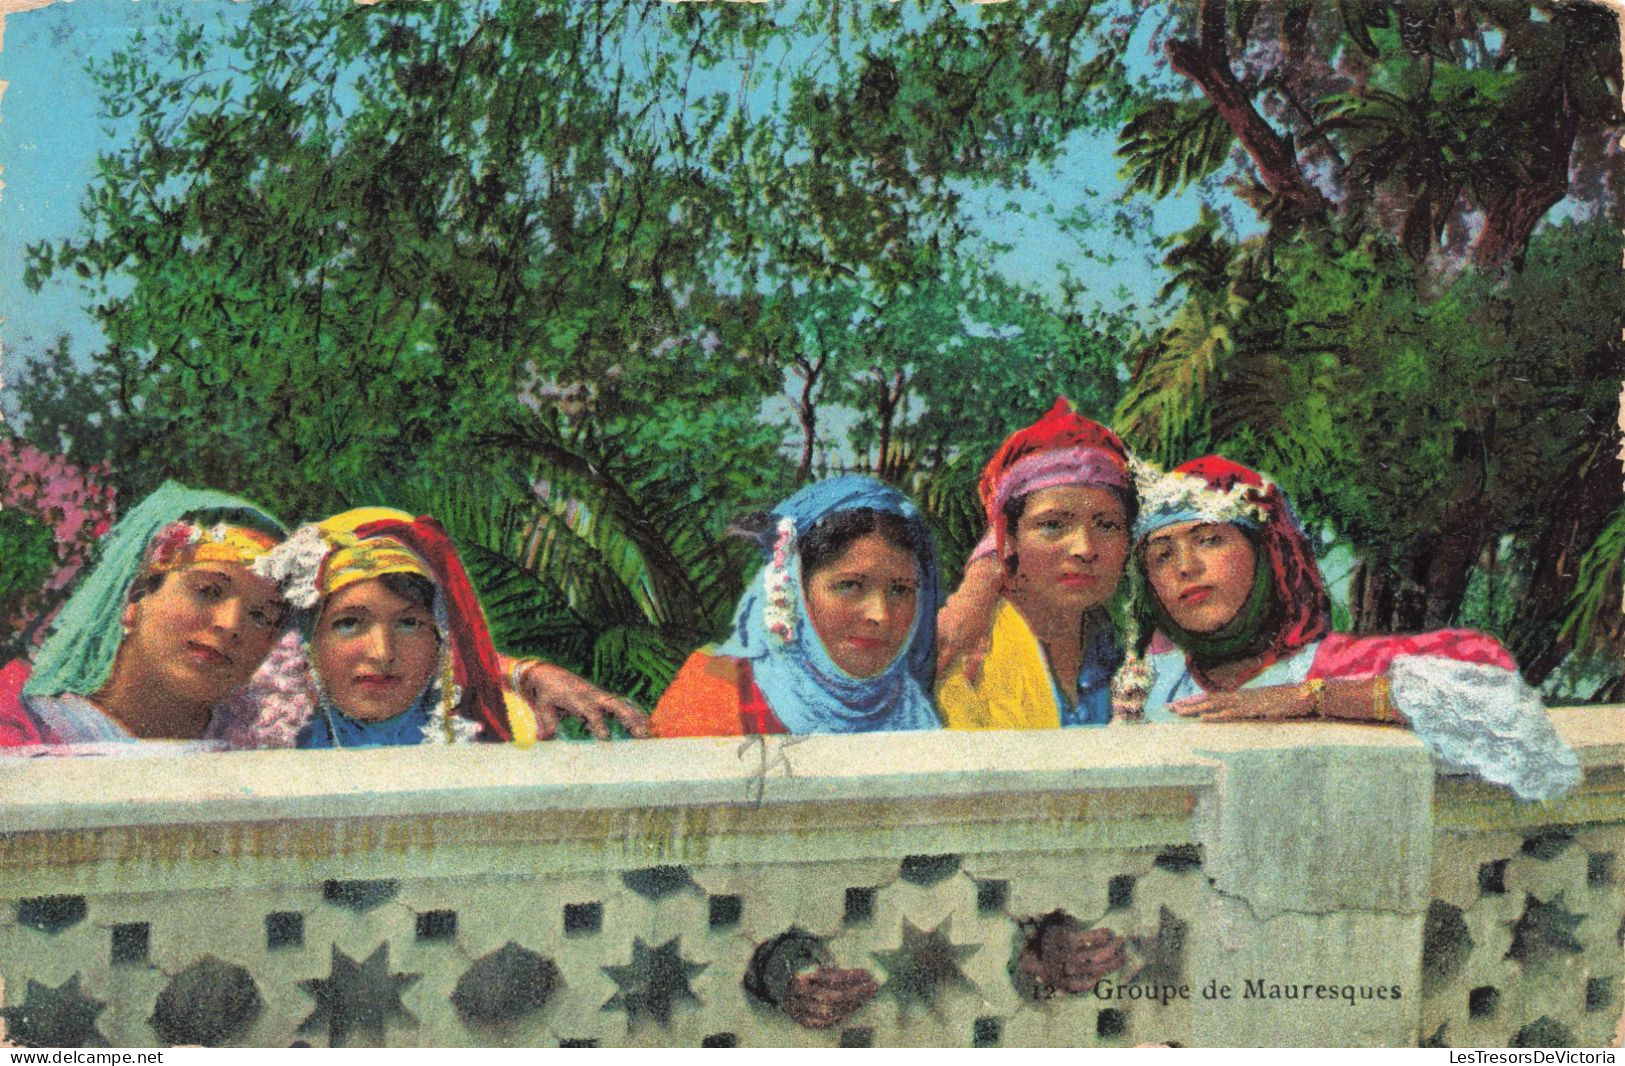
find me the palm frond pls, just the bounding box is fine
[913,450,987,578]
[1557,500,1625,656]
[1116,98,1234,200]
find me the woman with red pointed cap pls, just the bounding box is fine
[1131,456,1581,801]
[255,508,644,747]
[937,398,1135,732]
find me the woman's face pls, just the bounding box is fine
[1142,521,1258,633]
[804,532,919,678]
[120,563,287,707]
[314,577,441,722]
[1007,485,1129,614]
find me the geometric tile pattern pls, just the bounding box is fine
[2,817,1616,1046]
[0,845,1208,1047]
[1419,822,1625,1049]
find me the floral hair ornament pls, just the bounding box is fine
[1129,454,1270,542]
[1133,455,1331,664]
[762,516,798,646]
[146,521,280,574]
[251,507,429,610]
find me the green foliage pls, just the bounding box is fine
[1116,98,1233,199]
[0,509,60,623]
[1557,502,1625,660]
[1119,211,1623,682]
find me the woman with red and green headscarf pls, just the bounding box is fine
[1131,456,1581,801]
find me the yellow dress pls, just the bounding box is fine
[937,601,1065,730]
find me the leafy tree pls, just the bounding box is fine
[1120,0,1623,269]
[20,0,1154,695]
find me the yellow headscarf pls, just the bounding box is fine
[146,521,281,575]
[314,507,433,598]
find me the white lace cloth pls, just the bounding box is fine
[1389,655,1582,802]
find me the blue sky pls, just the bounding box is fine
[1,2,261,364]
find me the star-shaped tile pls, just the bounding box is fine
[297,944,420,1047]
[1506,892,1584,965]
[601,936,706,1031]
[0,974,109,1048]
[871,918,978,1020]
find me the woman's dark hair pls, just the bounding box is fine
[798,509,920,578]
[1002,485,1137,576]
[377,571,437,613]
[730,507,921,576]
[127,571,168,604]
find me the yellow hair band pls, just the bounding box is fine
[147,522,280,574]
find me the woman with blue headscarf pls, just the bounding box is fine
[651,476,941,737]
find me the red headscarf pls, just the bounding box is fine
[1141,456,1331,663]
[350,516,513,743]
[978,397,1133,561]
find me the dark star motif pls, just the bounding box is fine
[1506,892,1585,966]
[871,918,979,1019]
[297,944,420,1047]
[601,937,706,1031]
[0,975,109,1048]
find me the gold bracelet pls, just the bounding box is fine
[1371,675,1397,723]
[510,659,542,698]
[1299,678,1325,718]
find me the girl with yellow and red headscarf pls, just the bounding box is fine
[256,508,644,748]
[1131,456,1581,801]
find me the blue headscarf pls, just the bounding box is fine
[716,476,941,734]
[297,690,434,749]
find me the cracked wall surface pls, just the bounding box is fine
[0,709,1619,1047]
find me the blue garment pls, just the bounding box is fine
[716,476,941,734]
[1141,642,1321,722]
[1048,622,1124,727]
[297,689,434,749]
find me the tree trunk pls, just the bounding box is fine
[872,366,906,481]
[1165,0,1332,227]
[792,352,824,485]
[1513,423,1625,682]
[1472,92,1577,271]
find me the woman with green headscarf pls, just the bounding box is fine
[0,481,292,751]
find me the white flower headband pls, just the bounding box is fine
[1130,455,1271,541]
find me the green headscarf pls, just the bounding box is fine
[1142,529,1280,671]
[25,481,286,698]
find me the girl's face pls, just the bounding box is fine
[314,577,440,722]
[804,532,919,678]
[1007,485,1129,614]
[1142,521,1258,633]
[120,563,287,707]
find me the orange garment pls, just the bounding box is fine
[651,650,787,738]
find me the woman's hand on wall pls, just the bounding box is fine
[1167,685,1316,721]
[510,658,650,739]
[1020,923,1126,995]
[783,966,879,1029]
